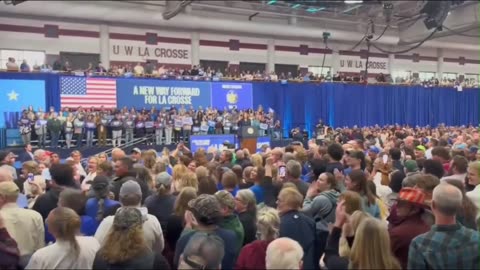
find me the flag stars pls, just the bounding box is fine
[7,90,19,101]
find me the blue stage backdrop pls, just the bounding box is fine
[0,73,477,131]
[116,79,211,109]
[211,82,253,110]
[0,79,46,128]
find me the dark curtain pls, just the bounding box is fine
[0,72,60,110]
[239,62,266,74]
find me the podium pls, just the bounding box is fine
[238,126,259,154]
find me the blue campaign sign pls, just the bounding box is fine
[116,79,212,109]
[0,80,46,128]
[189,134,236,153]
[257,136,271,152]
[211,82,253,110]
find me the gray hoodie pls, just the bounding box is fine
[302,189,340,225]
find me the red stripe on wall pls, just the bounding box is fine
[443,57,458,63]
[419,56,437,62]
[339,50,362,56]
[200,40,230,47]
[58,29,99,38]
[109,33,145,41]
[157,36,191,44]
[309,48,332,54]
[394,55,413,60]
[465,59,480,64]
[275,45,299,52]
[0,23,44,34]
[240,43,267,50]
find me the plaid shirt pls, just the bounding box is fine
[408,223,479,269]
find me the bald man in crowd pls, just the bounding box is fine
[408,182,479,269]
[266,237,304,270]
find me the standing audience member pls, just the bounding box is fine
[45,189,97,244]
[345,169,380,218]
[388,188,430,269]
[25,207,100,269]
[214,190,244,252]
[0,167,28,208]
[234,189,257,245]
[177,233,224,270]
[285,160,309,197]
[0,211,20,269]
[0,181,44,257]
[32,164,77,221]
[466,161,480,219]
[173,194,237,270]
[277,187,317,270]
[236,207,280,269]
[95,180,164,253]
[85,176,120,225]
[444,179,478,230]
[93,207,170,269]
[266,238,304,270]
[324,200,401,269]
[165,187,197,265]
[145,172,176,230]
[408,182,480,269]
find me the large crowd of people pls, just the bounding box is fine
[0,122,478,269]
[17,105,281,149]
[4,57,478,87]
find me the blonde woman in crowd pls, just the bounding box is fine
[171,164,189,194]
[81,157,99,192]
[96,153,108,164]
[250,154,263,168]
[324,200,401,270]
[26,207,100,269]
[177,172,199,192]
[142,149,158,175]
[338,210,370,257]
[236,207,280,269]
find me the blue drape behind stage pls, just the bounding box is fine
[0,73,477,132]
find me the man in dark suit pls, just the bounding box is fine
[19,144,34,163]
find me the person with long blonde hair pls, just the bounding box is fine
[93,207,169,269]
[171,164,189,193]
[26,207,100,269]
[236,207,280,269]
[324,200,401,270]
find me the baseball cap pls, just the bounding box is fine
[188,194,222,225]
[368,146,380,154]
[181,233,225,270]
[113,207,142,230]
[214,190,235,210]
[469,146,479,154]
[155,172,172,187]
[0,181,20,198]
[404,160,419,173]
[395,187,426,207]
[119,179,142,198]
[91,175,110,192]
[131,148,142,154]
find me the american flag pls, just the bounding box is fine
[60,77,117,108]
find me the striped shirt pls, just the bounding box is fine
[408,223,479,269]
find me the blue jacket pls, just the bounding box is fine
[280,210,319,270]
